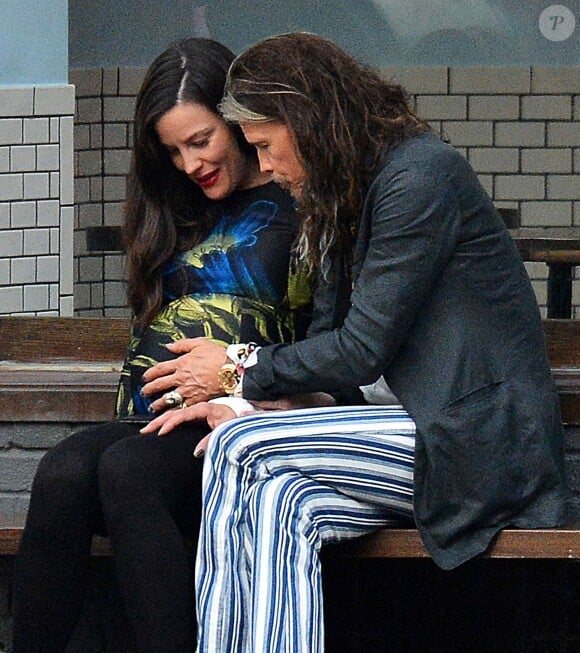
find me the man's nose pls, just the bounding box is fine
[257,151,273,173]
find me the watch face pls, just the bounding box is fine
[218,363,239,395]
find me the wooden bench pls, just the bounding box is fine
[0,316,130,422]
[0,316,578,560]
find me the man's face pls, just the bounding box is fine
[240,121,306,199]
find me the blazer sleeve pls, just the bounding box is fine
[243,164,462,401]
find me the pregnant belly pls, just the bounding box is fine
[116,294,290,417]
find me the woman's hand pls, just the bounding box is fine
[142,338,229,412]
[139,401,236,437]
[250,392,336,411]
[192,392,337,458]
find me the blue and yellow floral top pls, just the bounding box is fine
[115,181,312,417]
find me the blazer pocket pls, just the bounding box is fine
[442,381,504,415]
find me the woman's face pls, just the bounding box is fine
[155,102,258,200]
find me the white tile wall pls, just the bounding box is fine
[379,67,448,94]
[37,200,60,227]
[0,175,23,200]
[11,258,35,284]
[416,96,467,120]
[36,256,60,282]
[0,203,9,228]
[0,286,23,313]
[79,255,103,282]
[0,230,23,257]
[548,176,580,200]
[23,284,49,311]
[0,147,9,172]
[34,86,75,116]
[521,149,572,174]
[548,122,580,146]
[495,122,546,146]
[531,68,580,94]
[103,97,135,123]
[11,201,36,228]
[0,84,74,315]
[468,96,519,120]
[449,67,530,94]
[72,66,141,317]
[442,121,494,146]
[69,64,580,317]
[521,96,572,120]
[469,148,519,173]
[60,205,74,296]
[23,229,50,256]
[495,175,545,201]
[12,146,36,171]
[0,120,23,144]
[0,259,9,284]
[24,173,50,199]
[23,118,49,144]
[0,88,34,116]
[521,202,572,227]
[37,144,60,171]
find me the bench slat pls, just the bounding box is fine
[0,364,122,422]
[1,526,578,559]
[332,526,580,559]
[0,316,130,362]
[1,316,577,366]
[1,317,579,423]
[1,367,577,423]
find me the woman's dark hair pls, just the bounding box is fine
[124,38,256,326]
[221,32,430,275]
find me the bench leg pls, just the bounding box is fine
[547,263,573,319]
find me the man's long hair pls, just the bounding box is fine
[125,37,256,327]
[221,32,430,275]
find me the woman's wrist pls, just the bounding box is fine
[208,396,256,416]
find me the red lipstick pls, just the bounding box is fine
[196,170,220,189]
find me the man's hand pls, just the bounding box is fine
[142,338,229,411]
[139,401,236,437]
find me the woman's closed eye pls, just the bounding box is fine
[165,137,209,161]
[189,137,210,149]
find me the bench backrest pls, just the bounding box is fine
[1,316,579,424]
[2,316,579,364]
[0,316,131,362]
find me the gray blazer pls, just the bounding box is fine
[243,132,567,570]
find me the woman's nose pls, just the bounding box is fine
[180,150,202,176]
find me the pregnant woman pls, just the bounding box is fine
[11,37,310,653]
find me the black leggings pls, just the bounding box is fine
[11,420,208,653]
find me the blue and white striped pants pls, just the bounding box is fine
[195,405,416,653]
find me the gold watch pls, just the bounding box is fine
[217,362,240,395]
